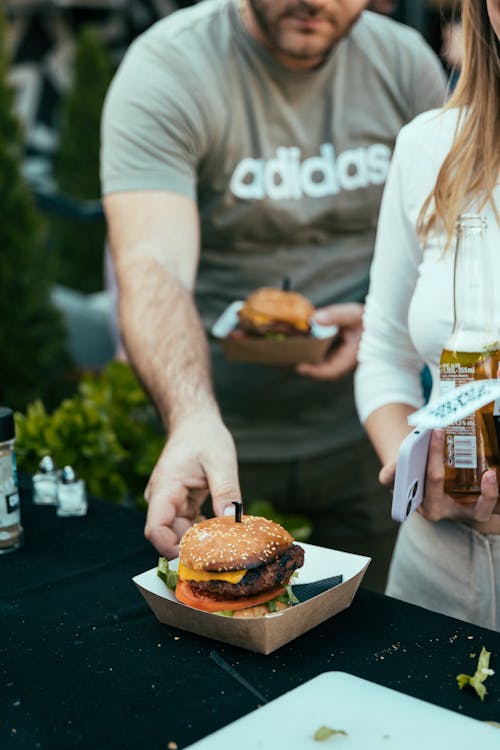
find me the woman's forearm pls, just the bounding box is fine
[364,403,416,466]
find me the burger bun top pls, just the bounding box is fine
[179,515,293,572]
[239,287,314,327]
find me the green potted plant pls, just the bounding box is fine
[15,361,165,505]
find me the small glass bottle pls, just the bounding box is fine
[33,455,58,505]
[439,214,500,500]
[0,406,23,553]
[56,465,88,517]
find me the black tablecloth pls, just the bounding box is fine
[2,490,500,749]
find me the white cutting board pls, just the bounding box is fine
[185,671,499,749]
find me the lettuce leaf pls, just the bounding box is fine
[457,647,494,701]
[313,726,348,741]
[214,584,300,617]
[157,557,179,590]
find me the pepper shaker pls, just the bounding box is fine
[56,465,88,517]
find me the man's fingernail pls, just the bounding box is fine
[223,505,235,517]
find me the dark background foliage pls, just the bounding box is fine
[0,7,72,412]
[47,26,114,293]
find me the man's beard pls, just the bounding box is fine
[246,0,334,62]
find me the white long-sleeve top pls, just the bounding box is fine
[355,107,500,424]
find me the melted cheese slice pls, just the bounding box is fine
[247,310,310,331]
[178,562,247,584]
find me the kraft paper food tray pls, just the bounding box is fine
[133,542,370,655]
[211,301,339,366]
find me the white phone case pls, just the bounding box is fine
[391,428,432,522]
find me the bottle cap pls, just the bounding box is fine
[39,455,56,473]
[61,465,77,483]
[0,407,15,442]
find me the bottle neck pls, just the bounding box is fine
[447,218,498,352]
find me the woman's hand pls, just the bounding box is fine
[296,303,363,381]
[377,428,499,524]
[419,429,498,523]
[378,460,397,489]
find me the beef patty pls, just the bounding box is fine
[238,320,310,337]
[188,544,304,600]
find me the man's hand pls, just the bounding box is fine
[418,429,499,523]
[296,302,363,381]
[144,411,241,558]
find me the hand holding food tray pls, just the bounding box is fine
[211,290,338,366]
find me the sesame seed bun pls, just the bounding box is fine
[179,515,293,572]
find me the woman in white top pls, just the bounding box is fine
[355,0,500,630]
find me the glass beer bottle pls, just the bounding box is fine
[440,214,500,501]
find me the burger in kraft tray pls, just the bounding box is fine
[133,510,370,654]
[211,286,338,366]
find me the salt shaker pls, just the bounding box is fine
[0,407,23,553]
[33,455,58,505]
[56,465,88,517]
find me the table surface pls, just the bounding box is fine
[2,489,500,750]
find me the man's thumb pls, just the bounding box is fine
[209,463,242,518]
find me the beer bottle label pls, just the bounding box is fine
[440,367,476,470]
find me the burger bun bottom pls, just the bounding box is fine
[231,599,290,619]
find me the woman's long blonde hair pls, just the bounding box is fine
[418,0,500,244]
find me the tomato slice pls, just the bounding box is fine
[174,580,287,613]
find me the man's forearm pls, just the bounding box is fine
[117,253,218,430]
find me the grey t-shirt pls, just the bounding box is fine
[101,0,446,461]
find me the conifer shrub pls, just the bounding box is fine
[48,26,114,293]
[0,8,72,411]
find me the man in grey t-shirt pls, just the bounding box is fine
[101,0,446,590]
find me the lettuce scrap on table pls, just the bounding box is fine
[457,646,495,701]
[313,726,348,741]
